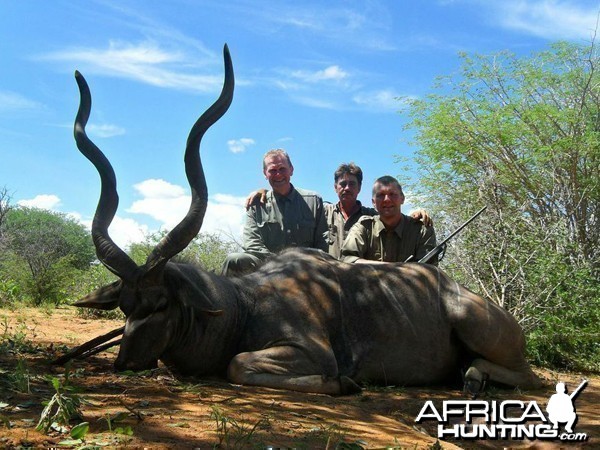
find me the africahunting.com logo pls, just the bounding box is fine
[415,379,589,443]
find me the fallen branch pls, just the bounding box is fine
[118,397,145,421]
[52,326,124,365]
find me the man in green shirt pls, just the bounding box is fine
[340,175,437,265]
[222,149,328,276]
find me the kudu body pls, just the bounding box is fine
[72,45,542,395]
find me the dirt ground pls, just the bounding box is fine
[0,307,597,449]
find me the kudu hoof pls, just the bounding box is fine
[339,376,362,395]
[464,366,489,399]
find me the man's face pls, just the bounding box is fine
[334,173,360,204]
[372,182,404,219]
[264,154,293,194]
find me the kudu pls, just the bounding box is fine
[67,44,542,395]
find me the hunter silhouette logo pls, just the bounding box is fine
[415,379,589,442]
[546,379,587,434]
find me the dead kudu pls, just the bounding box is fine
[60,44,542,395]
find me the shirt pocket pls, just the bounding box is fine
[256,218,284,252]
[295,217,316,247]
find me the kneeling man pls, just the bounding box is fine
[340,176,437,265]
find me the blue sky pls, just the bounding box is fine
[1,0,598,247]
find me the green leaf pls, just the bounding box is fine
[88,441,111,447]
[71,421,89,439]
[50,377,61,392]
[114,425,134,436]
[167,422,190,428]
[58,438,83,446]
[0,415,11,428]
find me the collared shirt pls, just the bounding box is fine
[340,214,437,264]
[324,201,376,259]
[243,185,328,259]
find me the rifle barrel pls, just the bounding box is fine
[418,205,487,264]
[438,205,487,247]
[569,379,588,400]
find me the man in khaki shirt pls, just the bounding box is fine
[324,163,376,259]
[340,176,437,265]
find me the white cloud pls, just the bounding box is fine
[353,90,416,112]
[253,3,395,51]
[108,216,149,249]
[16,194,148,250]
[12,188,241,255]
[291,96,338,110]
[203,194,246,238]
[127,178,245,239]
[87,123,126,138]
[39,40,225,94]
[271,64,354,105]
[79,215,149,250]
[17,194,61,209]
[273,79,303,91]
[492,0,599,40]
[291,65,349,83]
[274,64,411,112]
[0,91,42,113]
[133,179,186,199]
[227,138,256,154]
[128,195,189,229]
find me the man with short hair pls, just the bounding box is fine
[324,163,376,259]
[340,175,437,265]
[222,149,328,276]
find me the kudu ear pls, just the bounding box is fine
[193,289,224,316]
[170,275,224,317]
[73,280,122,310]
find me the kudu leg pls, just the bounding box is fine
[447,289,543,390]
[227,346,361,395]
[465,358,543,390]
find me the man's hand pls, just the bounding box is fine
[245,188,268,209]
[410,209,433,227]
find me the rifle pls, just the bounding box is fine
[569,379,588,401]
[417,205,487,264]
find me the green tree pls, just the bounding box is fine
[0,207,95,305]
[0,187,17,302]
[0,187,13,239]
[73,231,236,319]
[128,231,238,273]
[402,41,599,371]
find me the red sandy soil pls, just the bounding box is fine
[0,306,597,449]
